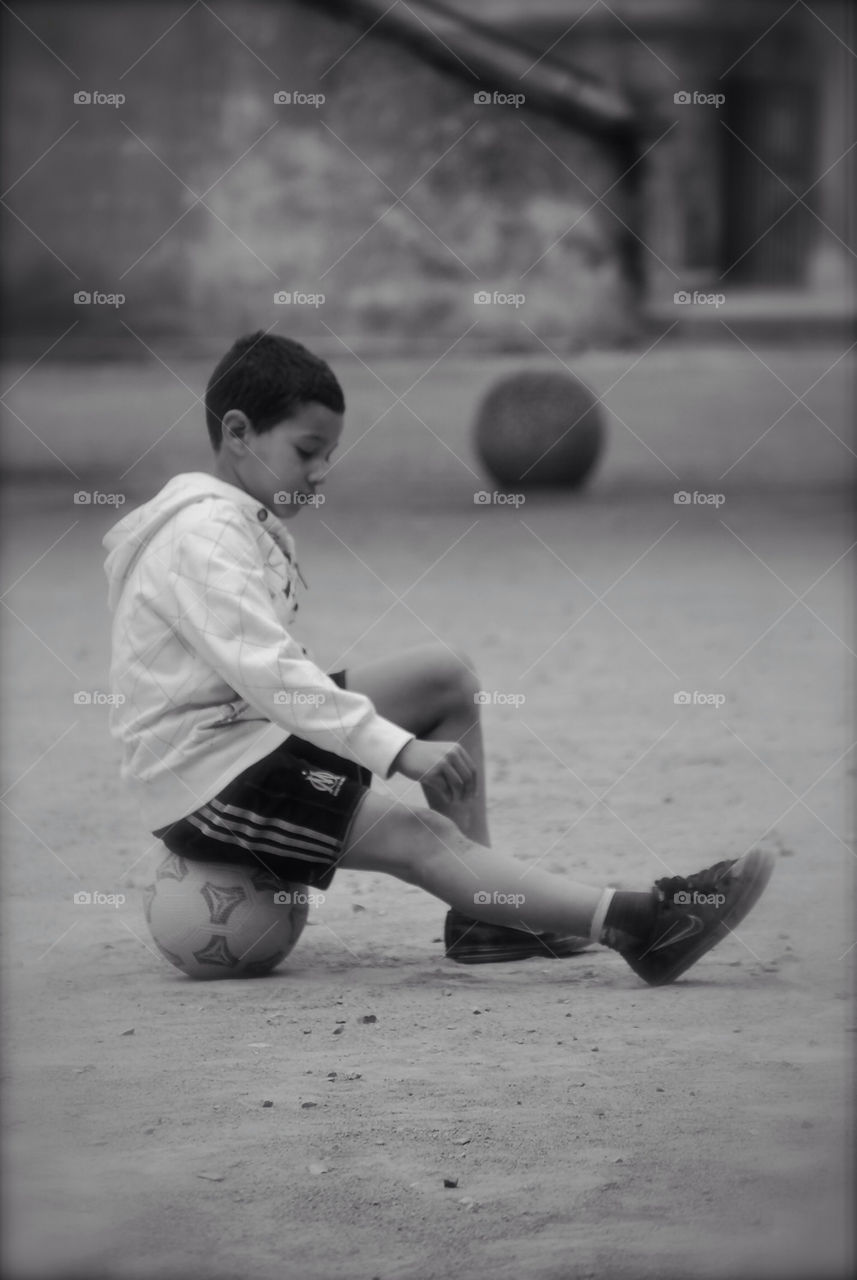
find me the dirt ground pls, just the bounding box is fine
[1,349,854,1280]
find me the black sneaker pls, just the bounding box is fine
[605,849,776,986]
[444,908,592,964]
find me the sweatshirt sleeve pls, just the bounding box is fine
[166,509,414,779]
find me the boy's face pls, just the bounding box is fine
[217,401,343,520]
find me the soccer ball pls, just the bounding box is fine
[143,853,309,980]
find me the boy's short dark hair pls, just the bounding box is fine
[205,332,345,449]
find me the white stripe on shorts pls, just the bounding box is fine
[208,797,340,849]
[200,803,336,858]
[187,811,332,866]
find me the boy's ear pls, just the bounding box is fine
[221,410,253,454]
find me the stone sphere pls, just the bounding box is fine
[474,370,605,489]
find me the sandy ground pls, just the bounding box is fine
[1,349,854,1279]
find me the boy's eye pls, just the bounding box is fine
[296,445,337,462]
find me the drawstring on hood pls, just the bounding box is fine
[103,472,301,612]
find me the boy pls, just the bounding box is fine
[104,332,774,985]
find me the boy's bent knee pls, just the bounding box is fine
[404,806,467,887]
[433,646,480,712]
[340,794,465,885]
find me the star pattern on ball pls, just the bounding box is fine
[201,881,247,925]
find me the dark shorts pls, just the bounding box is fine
[152,671,371,892]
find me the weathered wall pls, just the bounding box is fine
[2,0,851,357]
[1,1,637,356]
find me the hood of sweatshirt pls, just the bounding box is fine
[102,472,298,612]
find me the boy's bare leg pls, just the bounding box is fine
[339,791,602,938]
[343,644,490,845]
[338,792,777,987]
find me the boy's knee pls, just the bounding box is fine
[406,803,463,885]
[342,796,464,885]
[431,646,480,713]
[398,806,466,887]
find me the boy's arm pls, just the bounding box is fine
[166,510,414,779]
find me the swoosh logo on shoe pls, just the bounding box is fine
[650,914,705,952]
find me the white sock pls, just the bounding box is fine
[588,888,615,943]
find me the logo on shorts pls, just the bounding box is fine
[303,768,345,796]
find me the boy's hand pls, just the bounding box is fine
[392,740,477,803]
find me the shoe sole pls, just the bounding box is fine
[638,847,776,986]
[447,937,593,965]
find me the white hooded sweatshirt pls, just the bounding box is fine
[102,473,414,831]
